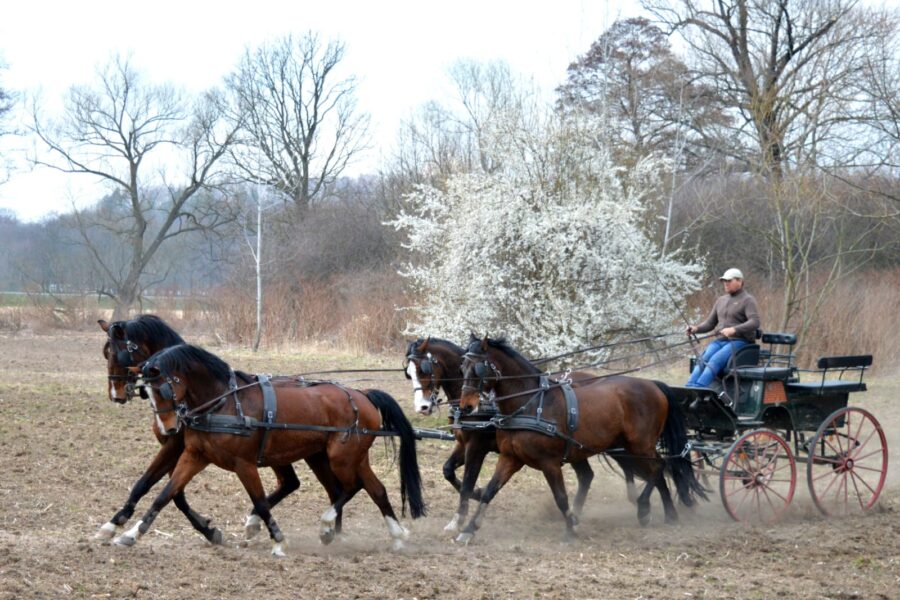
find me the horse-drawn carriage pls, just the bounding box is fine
[97,315,888,554]
[671,332,887,523]
[406,330,888,542]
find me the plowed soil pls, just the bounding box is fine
[0,331,897,599]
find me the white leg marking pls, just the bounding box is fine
[271,541,286,557]
[318,505,338,544]
[385,516,409,540]
[244,513,262,540]
[443,513,461,533]
[95,521,118,540]
[114,520,143,546]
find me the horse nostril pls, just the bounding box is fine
[461,405,474,415]
[165,427,178,436]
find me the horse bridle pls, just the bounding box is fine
[106,327,151,402]
[404,351,442,410]
[460,351,501,396]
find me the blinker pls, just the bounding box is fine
[420,359,433,376]
[474,362,488,378]
[116,349,133,366]
[159,381,175,402]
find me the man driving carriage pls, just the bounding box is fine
[685,268,761,388]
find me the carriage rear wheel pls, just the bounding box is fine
[807,407,888,517]
[720,429,796,523]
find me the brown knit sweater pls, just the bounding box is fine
[694,288,761,343]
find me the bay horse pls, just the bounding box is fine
[454,335,706,544]
[122,343,425,555]
[404,336,639,534]
[97,316,345,546]
[404,337,497,532]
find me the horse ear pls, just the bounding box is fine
[480,334,489,352]
[98,319,109,332]
[418,336,430,352]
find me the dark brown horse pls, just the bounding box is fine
[404,336,638,534]
[97,316,345,546]
[454,335,706,544]
[120,343,425,555]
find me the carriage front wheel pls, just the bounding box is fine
[807,407,888,517]
[720,429,796,523]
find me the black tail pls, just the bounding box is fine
[655,381,709,506]
[366,389,427,519]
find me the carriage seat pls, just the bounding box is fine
[730,331,798,381]
[786,355,872,395]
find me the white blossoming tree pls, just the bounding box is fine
[389,112,704,360]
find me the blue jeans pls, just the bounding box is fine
[686,339,750,387]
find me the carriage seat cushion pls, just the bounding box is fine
[786,381,867,394]
[733,366,794,381]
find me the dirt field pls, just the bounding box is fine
[0,331,897,599]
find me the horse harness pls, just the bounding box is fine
[160,373,397,467]
[462,348,584,461]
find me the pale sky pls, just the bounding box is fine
[0,0,641,222]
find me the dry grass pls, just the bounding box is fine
[4,268,900,373]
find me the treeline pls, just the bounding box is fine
[0,2,898,363]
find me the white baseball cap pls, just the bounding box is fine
[719,268,744,281]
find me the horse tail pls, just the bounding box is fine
[365,389,427,519]
[654,381,709,506]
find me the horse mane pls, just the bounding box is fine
[122,314,185,347]
[408,337,465,357]
[481,335,541,376]
[147,343,231,384]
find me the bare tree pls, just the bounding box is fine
[31,55,239,318]
[226,32,371,217]
[388,59,538,191]
[642,0,899,344]
[643,0,896,179]
[0,60,17,184]
[557,17,728,170]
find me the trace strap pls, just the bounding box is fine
[488,376,583,461]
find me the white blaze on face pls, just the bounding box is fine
[146,385,169,434]
[407,362,431,414]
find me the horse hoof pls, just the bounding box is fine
[95,522,117,541]
[638,514,651,527]
[244,514,262,540]
[113,534,136,547]
[271,542,286,557]
[454,532,474,546]
[209,528,225,545]
[391,538,405,551]
[319,528,336,546]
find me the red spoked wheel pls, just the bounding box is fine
[720,429,796,523]
[807,407,888,517]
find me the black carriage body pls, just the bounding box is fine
[677,333,872,435]
[675,332,884,523]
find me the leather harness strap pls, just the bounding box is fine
[255,374,277,466]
